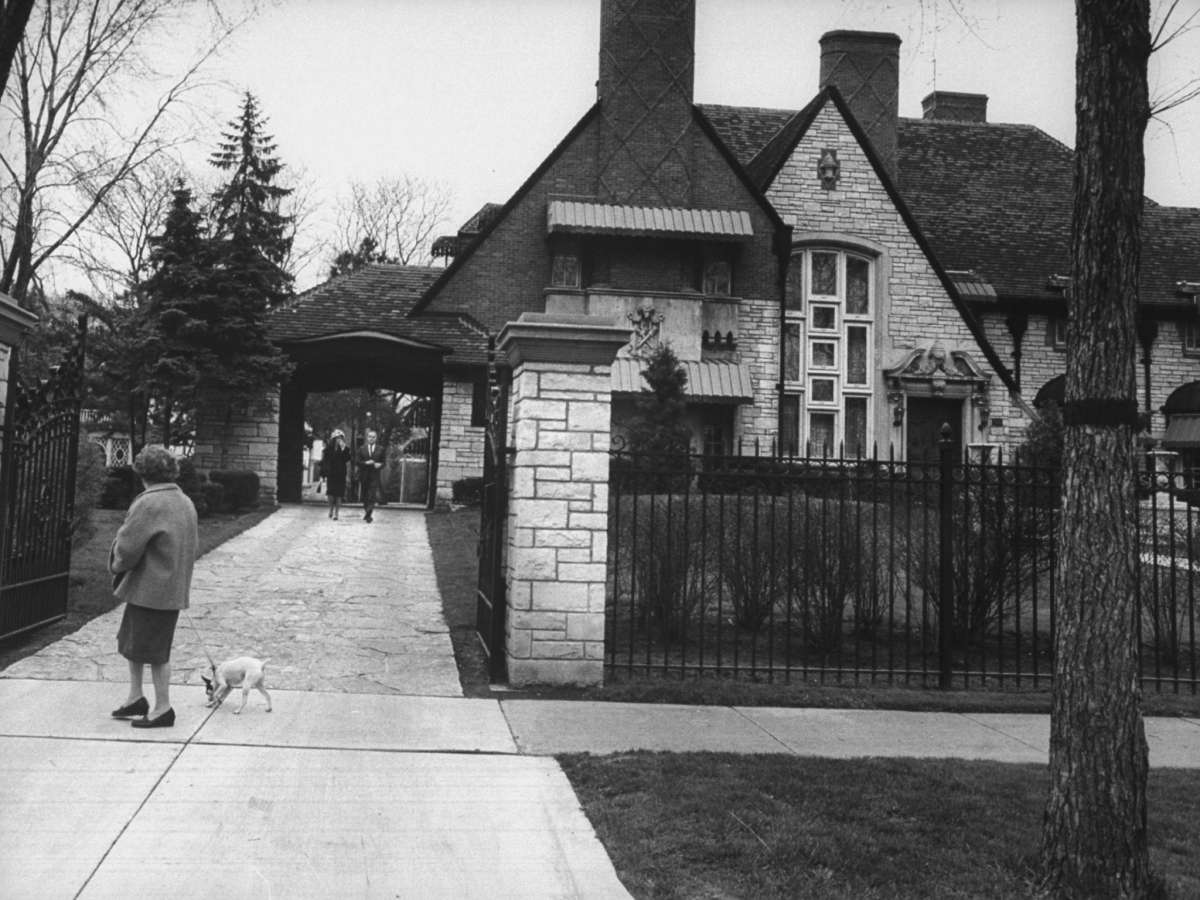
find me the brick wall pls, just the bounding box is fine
[765,101,1026,454]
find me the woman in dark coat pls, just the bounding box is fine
[320,429,352,520]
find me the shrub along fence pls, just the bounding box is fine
[607,442,1198,693]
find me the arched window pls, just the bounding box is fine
[781,247,875,457]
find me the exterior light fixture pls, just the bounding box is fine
[817,148,840,190]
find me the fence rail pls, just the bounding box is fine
[606,444,1198,693]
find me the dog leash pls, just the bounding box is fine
[183,607,218,671]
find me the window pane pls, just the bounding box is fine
[811,378,835,402]
[847,326,868,384]
[811,341,836,368]
[551,254,580,287]
[784,323,802,381]
[703,260,731,295]
[811,305,836,330]
[809,412,836,457]
[811,251,837,296]
[785,260,804,310]
[846,256,870,314]
[845,397,868,457]
[780,395,800,456]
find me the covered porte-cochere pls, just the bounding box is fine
[274,330,447,505]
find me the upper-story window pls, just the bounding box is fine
[1184,321,1199,356]
[550,253,580,288]
[782,247,875,457]
[1049,317,1068,350]
[703,259,732,296]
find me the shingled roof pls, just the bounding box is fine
[699,103,1199,307]
[267,264,487,364]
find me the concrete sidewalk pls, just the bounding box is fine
[2,505,1197,898]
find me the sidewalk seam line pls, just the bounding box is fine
[73,706,219,900]
[729,705,796,755]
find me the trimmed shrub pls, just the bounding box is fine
[208,470,259,510]
[451,477,483,506]
[99,465,138,509]
[72,435,108,546]
[200,481,228,516]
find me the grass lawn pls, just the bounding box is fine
[426,507,1200,716]
[0,505,275,671]
[560,753,1200,899]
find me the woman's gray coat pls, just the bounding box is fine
[109,483,199,611]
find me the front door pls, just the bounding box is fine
[906,398,962,464]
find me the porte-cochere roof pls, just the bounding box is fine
[267,264,488,365]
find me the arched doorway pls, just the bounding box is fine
[275,331,447,505]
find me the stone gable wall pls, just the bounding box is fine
[764,101,1027,452]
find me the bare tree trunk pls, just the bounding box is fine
[1038,1,1154,897]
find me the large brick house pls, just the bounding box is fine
[266,0,1199,502]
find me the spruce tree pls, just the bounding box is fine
[138,183,215,445]
[200,93,291,410]
[624,344,692,491]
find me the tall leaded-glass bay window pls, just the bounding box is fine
[781,248,875,457]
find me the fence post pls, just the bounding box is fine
[938,422,955,689]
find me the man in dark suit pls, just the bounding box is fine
[357,428,386,522]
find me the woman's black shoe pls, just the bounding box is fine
[111,697,149,718]
[131,708,175,728]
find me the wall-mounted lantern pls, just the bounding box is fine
[817,148,840,190]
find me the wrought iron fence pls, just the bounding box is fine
[607,442,1198,693]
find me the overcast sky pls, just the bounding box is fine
[200,0,1199,289]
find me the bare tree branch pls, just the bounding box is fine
[0,0,255,305]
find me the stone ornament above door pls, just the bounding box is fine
[883,344,992,428]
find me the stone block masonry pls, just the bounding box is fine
[498,314,629,686]
[193,390,281,504]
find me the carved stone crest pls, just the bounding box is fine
[627,305,664,358]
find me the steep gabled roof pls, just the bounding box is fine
[267,264,485,362]
[700,102,1200,308]
[412,104,603,317]
[708,90,1021,395]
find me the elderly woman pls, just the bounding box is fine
[109,446,199,728]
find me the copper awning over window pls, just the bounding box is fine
[547,201,753,240]
[611,358,754,403]
[1163,414,1200,448]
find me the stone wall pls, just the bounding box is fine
[436,376,485,502]
[193,391,281,504]
[765,101,1027,454]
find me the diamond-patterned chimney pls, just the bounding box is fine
[596,0,696,206]
[819,31,902,179]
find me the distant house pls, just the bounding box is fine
[267,0,1199,503]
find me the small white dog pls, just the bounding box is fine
[202,657,272,714]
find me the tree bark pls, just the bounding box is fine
[1038,1,1154,897]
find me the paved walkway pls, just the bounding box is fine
[2,504,1198,899]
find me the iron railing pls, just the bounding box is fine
[607,441,1198,693]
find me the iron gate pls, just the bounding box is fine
[475,340,510,682]
[1,316,88,640]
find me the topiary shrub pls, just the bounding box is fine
[207,470,260,510]
[200,481,228,516]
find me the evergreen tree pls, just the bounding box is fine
[138,183,215,445]
[329,236,396,279]
[623,344,692,491]
[199,93,291,409]
[209,92,295,307]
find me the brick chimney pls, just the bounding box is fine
[819,31,901,179]
[596,0,696,205]
[921,91,988,122]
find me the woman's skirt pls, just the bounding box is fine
[116,604,180,665]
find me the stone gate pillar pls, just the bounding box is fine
[497,313,628,686]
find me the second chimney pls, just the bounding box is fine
[819,31,902,179]
[922,91,988,123]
